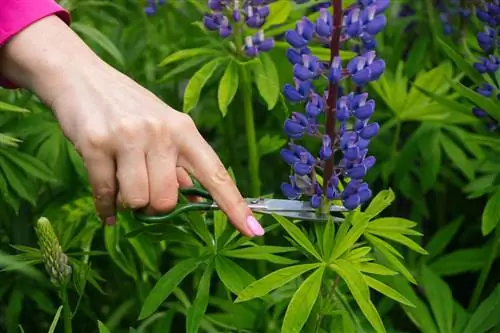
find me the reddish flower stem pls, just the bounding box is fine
[322,0,343,196]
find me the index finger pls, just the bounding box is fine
[178,133,265,238]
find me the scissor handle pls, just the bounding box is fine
[132,187,215,223]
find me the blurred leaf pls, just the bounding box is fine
[420,265,454,333]
[0,148,57,182]
[481,188,500,236]
[436,37,488,86]
[159,48,221,67]
[0,102,29,113]
[215,256,255,294]
[217,60,239,117]
[428,247,489,276]
[187,261,213,333]
[331,259,386,333]
[262,0,293,29]
[139,257,204,320]
[252,53,280,110]
[71,23,125,68]
[183,58,222,113]
[104,225,138,280]
[97,320,111,333]
[272,214,322,261]
[463,284,500,333]
[282,266,325,333]
[257,134,287,158]
[450,80,500,122]
[235,263,320,303]
[425,217,463,261]
[440,133,474,181]
[48,306,63,333]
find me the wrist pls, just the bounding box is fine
[0,15,105,107]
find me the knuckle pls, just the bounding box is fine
[125,197,149,209]
[174,113,197,133]
[84,129,111,150]
[114,119,141,141]
[211,163,232,185]
[94,186,115,199]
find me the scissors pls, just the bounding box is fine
[132,187,348,224]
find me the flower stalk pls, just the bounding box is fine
[322,0,343,201]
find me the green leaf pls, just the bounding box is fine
[481,188,500,236]
[463,284,500,333]
[0,102,29,113]
[183,58,221,113]
[0,149,57,183]
[364,189,395,219]
[281,266,325,333]
[450,79,500,122]
[252,53,280,110]
[331,215,369,260]
[420,265,454,333]
[187,262,213,333]
[217,60,239,117]
[104,225,137,280]
[47,306,63,333]
[272,214,322,261]
[257,134,287,158]
[223,245,297,264]
[358,263,397,276]
[366,234,417,284]
[215,256,255,294]
[235,263,320,303]
[97,320,111,333]
[330,259,386,333]
[436,37,487,86]
[368,217,420,236]
[367,230,427,255]
[425,217,463,261]
[363,275,414,307]
[440,134,474,180]
[261,0,293,30]
[139,257,203,320]
[159,48,221,67]
[213,210,227,242]
[71,23,125,68]
[428,247,488,276]
[322,220,336,259]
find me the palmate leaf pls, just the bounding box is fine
[183,58,224,113]
[330,213,370,261]
[481,188,500,236]
[235,263,321,303]
[363,189,395,219]
[222,245,298,265]
[330,259,386,333]
[214,256,255,294]
[271,214,322,261]
[463,284,500,333]
[281,266,325,333]
[363,275,414,307]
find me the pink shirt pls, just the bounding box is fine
[0,0,71,88]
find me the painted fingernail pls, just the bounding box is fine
[105,216,116,226]
[246,215,265,236]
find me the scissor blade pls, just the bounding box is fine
[247,198,348,213]
[251,209,344,222]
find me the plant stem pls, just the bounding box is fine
[322,0,343,198]
[468,222,500,310]
[61,287,72,333]
[240,65,261,197]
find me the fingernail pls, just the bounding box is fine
[246,215,265,236]
[105,216,116,226]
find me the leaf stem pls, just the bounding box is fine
[468,222,500,310]
[61,287,72,333]
[322,0,343,197]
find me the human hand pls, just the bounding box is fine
[0,15,265,237]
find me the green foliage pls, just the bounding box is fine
[1,0,500,332]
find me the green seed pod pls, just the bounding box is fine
[34,217,72,287]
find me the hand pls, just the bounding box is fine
[0,16,265,237]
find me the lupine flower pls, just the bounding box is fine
[280,0,389,211]
[470,0,500,131]
[144,0,165,16]
[34,217,72,287]
[202,0,276,58]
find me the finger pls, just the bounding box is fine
[116,148,150,210]
[84,153,117,225]
[144,149,179,214]
[179,134,264,238]
[176,167,201,203]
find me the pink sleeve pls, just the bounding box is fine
[0,0,71,89]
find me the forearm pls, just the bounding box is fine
[0,15,106,107]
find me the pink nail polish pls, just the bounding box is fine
[105,216,116,226]
[246,216,265,236]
